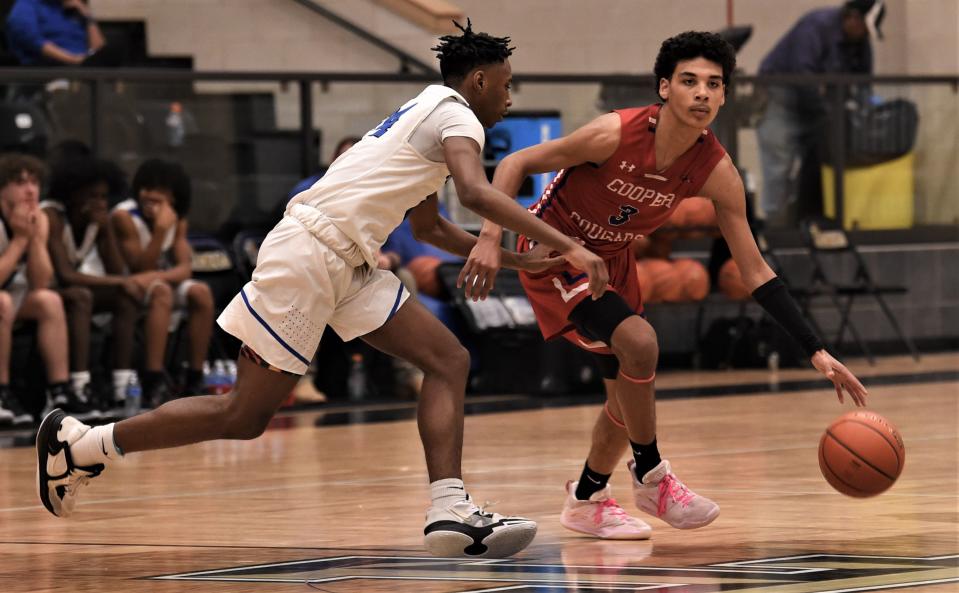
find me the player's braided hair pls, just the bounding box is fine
[654,31,736,101]
[432,18,514,84]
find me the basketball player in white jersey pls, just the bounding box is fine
[36,21,608,558]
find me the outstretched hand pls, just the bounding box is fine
[811,350,868,407]
[458,237,502,301]
[562,245,608,300]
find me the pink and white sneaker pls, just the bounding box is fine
[559,480,652,540]
[628,459,719,529]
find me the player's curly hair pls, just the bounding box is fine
[0,153,45,189]
[131,158,192,217]
[654,31,736,101]
[48,156,127,206]
[432,19,515,85]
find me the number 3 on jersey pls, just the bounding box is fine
[609,204,638,226]
[369,103,417,138]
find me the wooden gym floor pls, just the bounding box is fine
[0,352,956,592]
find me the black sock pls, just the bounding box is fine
[140,370,165,393]
[630,437,662,482]
[574,463,611,500]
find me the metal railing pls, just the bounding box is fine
[0,67,955,233]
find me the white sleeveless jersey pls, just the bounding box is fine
[0,218,27,291]
[287,84,484,267]
[113,198,176,269]
[40,200,105,275]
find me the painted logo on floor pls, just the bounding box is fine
[152,551,959,592]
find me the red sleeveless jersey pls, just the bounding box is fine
[518,104,727,348]
[530,104,727,257]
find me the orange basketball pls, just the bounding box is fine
[673,258,710,301]
[644,258,681,303]
[407,255,443,297]
[819,410,905,498]
[718,259,751,300]
[682,197,717,227]
[664,203,688,228]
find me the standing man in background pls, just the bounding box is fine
[756,0,885,226]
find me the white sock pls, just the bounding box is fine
[70,371,91,395]
[72,423,124,467]
[112,369,134,403]
[430,478,467,509]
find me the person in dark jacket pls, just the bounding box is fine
[756,0,885,225]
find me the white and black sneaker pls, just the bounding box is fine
[43,384,101,422]
[36,409,104,518]
[424,495,537,558]
[0,385,32,426]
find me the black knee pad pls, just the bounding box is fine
[592,353,620,380]
[568,291,636,346]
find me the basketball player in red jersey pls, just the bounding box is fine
[460,31,869,539]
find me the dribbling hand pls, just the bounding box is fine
[811,350,868,407]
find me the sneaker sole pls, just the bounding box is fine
[35,408,66,517]
[425,521,538,558]
[635,499,720,530]
[560,514,652,540]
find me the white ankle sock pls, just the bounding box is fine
[70,371,91,395]
[72,423,124,467]
[430,478,467,509]
[112,370,134,403]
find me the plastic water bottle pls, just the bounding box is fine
[211,360,229,395]
[165,101,185,148]
[347,353,367,401]
[225,360,237,388]
[124,373,141,416]
[768,351,780,373]
[202,360,213,394]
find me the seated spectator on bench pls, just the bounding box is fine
[42,155,173,414]
[0,153,94,426]
[111,159,214,404]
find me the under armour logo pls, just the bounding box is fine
[619,160,636,173]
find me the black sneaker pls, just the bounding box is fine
[0,385,33,426]
[36,409,104,517]
[44,384,102,422]
[142,373,173,409]
[423,494,538,558]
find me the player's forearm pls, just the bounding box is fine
[415,217,477,258]
[132,234,168,272]
[491,155,528,199]
[96,230,126,275]
[40,41,83,65]
[481,157,529,244]
[420,217,525,270]
[154,264,190,285]
[751,277,825,357]
[0,237,28,285]
[26,242,53,289]
[462,186,577,256]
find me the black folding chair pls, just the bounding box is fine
[799,218,919,364]
[694,231,823,369]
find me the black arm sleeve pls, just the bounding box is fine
[752,277,825,357]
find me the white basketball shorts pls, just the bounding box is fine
[217,204,409,375]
